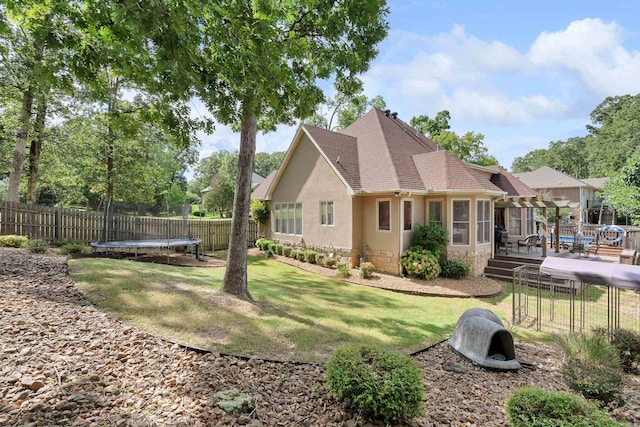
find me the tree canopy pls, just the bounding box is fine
[510,93,640,224]
[410,110,498,166]
[511,94,640,178]
[187,0,389,298]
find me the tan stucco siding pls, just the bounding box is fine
[439,194,494,276]
[270,134,352,249]
[359,195,401,274]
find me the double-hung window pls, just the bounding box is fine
[428,200,443,225]
[320,202,334,226]
[378,199,390,231]
[452,200,470,245]
[508,207,521,236]
[403,200,413,231]
[477,200,491,243]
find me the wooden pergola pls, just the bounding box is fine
[494,196,580,257]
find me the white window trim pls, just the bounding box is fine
[427,199,444,225]
[320,201,335,227]
[377,198,392,233]
[476,199,491,245]
[403,198,414,231]
[274,202,303,236]
[451,199,471,246]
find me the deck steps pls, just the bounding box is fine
[484,255,542,284]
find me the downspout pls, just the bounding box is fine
[398,195,403,275]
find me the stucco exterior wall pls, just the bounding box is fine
[359,195,401,275]
[441,194,494,276]
[270,134,353,250]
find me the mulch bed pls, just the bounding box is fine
[1,247,639,426]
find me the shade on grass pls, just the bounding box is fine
[70,256,516,363]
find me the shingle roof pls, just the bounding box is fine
[341,109,438,191]
[267,108,532,198]
[487,165,537,197]
[251,170,276,200]
[413,151,503,192]
[303,125,361,191]
[581,177,608,189]
[514,166,585,189]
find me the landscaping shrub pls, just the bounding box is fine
[275,244,284,256]
[505,386,621,427]
[266,248,275,258]
[293,250,305,261]
[250,199,269,224]
[439,259,470,279]
[412,223,449,256]
[336,263,349,277]
[27,239,48,254]
[304,249,317,264]
[192,210,206,217]
[325,257,337,268]
[283,246,292,257]
[0,234,29,248]
[59,242,89,255]
[554,332,623,405]
[267,243,276,254]
[610,328,640,373]
[315,252,325,265]
[255,238,274,251]
[400,246,440,280]
[325,345,425,425]
[359,262,375,279]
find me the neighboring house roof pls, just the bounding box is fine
[514,166,587,189]
[582,177,608,189]
[514,166,607,191]
[251,170,276,200]
[261,109,533,199]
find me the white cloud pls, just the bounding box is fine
[528,18,640,96]
[443,90,569,125]
[365,25,565,125]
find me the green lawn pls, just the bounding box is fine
[69,256,542,363]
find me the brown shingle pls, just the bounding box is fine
[514,166,585,189]
[413,151,503,192]
[341,109,438,192]
[487,165,537,197]
[303,125,361,191]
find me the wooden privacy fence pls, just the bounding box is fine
[0,201,258,252]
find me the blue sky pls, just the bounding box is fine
[192,0,640,175]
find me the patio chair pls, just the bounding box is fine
[584,235,601,260]
[517,234,540,253]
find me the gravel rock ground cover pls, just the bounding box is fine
[1,248,638,426]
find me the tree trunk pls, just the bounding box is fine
[222,106,257,299]
[7,87,34,202]
[27,96,47,204]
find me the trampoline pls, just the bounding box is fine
[91,238,201,259]
[91,198,202,261]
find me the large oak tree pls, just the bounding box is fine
[192,1,389,299]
